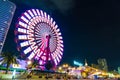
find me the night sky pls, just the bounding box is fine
[2,0,120,70]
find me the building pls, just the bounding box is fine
[0,0,16,54]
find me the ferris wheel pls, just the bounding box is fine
[15,9,63,68]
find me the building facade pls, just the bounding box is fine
[0,0,16,53]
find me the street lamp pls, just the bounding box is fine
[27,60,32,65]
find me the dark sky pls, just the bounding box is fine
[3,0,120,70]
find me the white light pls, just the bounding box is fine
[28,51,35,60]
[59,51,63,55]
[24,47,32,54]
[27,60,32,65]
[52,53,55,59]
[59,36,63,39]
[28,10,34,17]
[60,47,63,51]
[29,20,35,26]
[58,39,63,43]
[36,9,40,15]
[53,21,56,26]
[21,16,29,23]
[32,9,37,16]
[20,41,29,47]
[40,10,44,17]
[58,32,61,36]
[33,17,37,24]
[39,61,43,65]
[44,12,47,18]
[58,43,63,47]
[54,58,57,65]
[24,12,31,19]
[55,25,58,29]
[47,15,50,20]
[57,53,62,59]
[52,53,57,64]
[50,18,53,23]
[36,50,41,57]
[18,35,27,40]
[19,21,27,28]
[35,49,41,56]
[54,52,60,63]
[35,16,39,23]
[56,29,60,32]
[12,70,16,76]
[18,28,26,33]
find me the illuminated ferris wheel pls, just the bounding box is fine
[15,9,63,68]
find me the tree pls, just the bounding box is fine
[0,52,19,74]
[118,67,120,74]
[97,58,108,71]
